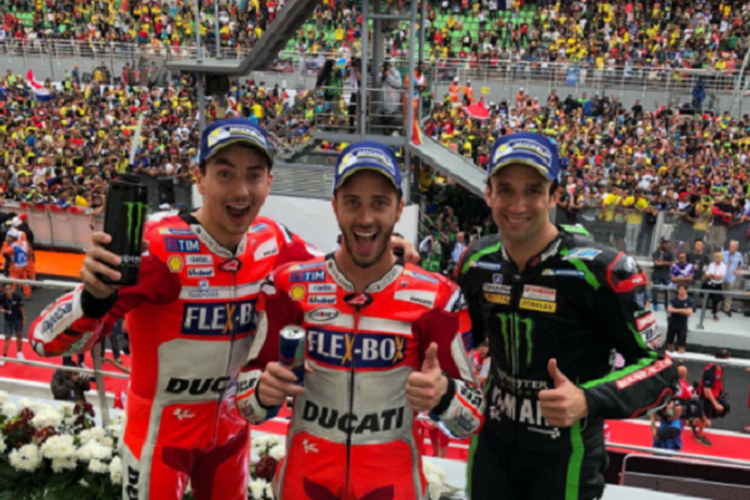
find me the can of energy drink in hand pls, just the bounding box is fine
[100,173,149,286]
[279,325,306,386]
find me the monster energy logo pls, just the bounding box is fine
[497,313,535,371]
[122,201,147,266]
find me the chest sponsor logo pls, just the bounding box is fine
[218,259,242,273]
[519,299,556,313]
[167,255,184,273]
[307,329,407,369]
[290,270,327,283]
[488,385,557,438]
[301,400,405,435]
[563,248,602,261]
[186,255,213,265]
[164,237,201,253]
[254,238,279,261]
[166,376,230,396]
[42,302,73,333]
[159,227,195,236]
[308,308,339,322]
[393,289,436,309]
[484,292,510,305]
[187,266,215,278]
[290,262,327,271]
[249,223,268,234]
[541,269,585,279]
[181,299,257,336]
[492,274,504,284]
[483,283,511,294]
[403,270,439,284]
[309,284,336,294]
[308,295,336,305]
[522,285,556,302]
[186,280,220,298]
[290,284,306,301]
[472,261,502,271]
[616,358,673,390]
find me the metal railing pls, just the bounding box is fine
[2,39,747,94]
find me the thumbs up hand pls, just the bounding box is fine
[405,342,449,413]
[538,358,589,428]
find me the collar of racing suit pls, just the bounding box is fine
[499,228,567,272]
[180,213,248,258]
[324,253,405,293]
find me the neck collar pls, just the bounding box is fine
[325,254,404,293]
[180,212,247,258]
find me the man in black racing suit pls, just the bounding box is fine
[458,132,678,500]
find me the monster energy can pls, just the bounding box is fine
[279,325,306,386]
[100,173,149,286]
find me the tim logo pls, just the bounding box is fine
[290,270,327,282]
[165,238,201,253]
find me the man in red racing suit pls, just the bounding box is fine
[236,142,485,500]
[30,214,314,500]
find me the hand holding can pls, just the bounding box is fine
[279,325,306,386]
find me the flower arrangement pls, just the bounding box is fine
[0,392,449,499]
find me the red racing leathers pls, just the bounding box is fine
[29,214,315,500]
[237,255,485,500]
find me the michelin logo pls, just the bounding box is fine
[340,149,396,174]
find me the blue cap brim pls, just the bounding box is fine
[334,165,402,194]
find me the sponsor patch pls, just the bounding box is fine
[159,227,195,236]
[290,270,327,283]
[164,237,202,253]
[519,299,556,313]
[249,223,269,233]
[483,283,511,294]
[186,280,220,299]
[492,274,504,284]
[290,284,306,301]
[393,290,436,309]
[186,255,213,265]
[615,358,673,390]
[167,255,184,273]
[309,284,337,294]
[403,270,439,284]
[472,261,502,271]
[290,262,327,271]
[563,248,601,261]
[308,308,339,322]
[187,267,215,278]
[541,269,586,279]
[636,312,657,332]
[308,295,336,305]
[522,285,556,302]
[181,299,257,336]
[219,259,242,273]
[484,292,511,305]
[307,328,406,369]
[254,238,279,261]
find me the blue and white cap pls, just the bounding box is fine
[333,142,402,195]
[488,132,560,181]
[199,118,273,168]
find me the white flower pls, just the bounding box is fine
[76,441,113,462]
[2,403,18,418]
[88,427,107,441]
[79,479,89,487]
[58,402,75,418]
[51,457,78,473]
[107,424,123,439]
[31,408,63,429]
[41,435,77,459]
[264,483,274,499]
[0,432,6,454]
[109,457,122,485]
[248,479,269,499]
[100,436,115,449]
[8,444,42,472]
[268,444,286,461]
[0,390,7,404]
[18,398,32,409]
[428,478,442,500]
[78,428,105,445]
[88,459,109,474]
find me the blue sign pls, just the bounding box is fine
[566,67,579,86]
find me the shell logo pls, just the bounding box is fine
[167,255,184,273]
[290,284,306,301]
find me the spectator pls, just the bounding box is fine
[450,231,467,266]
[651,399,683,451]
[652,238,675,311]
[698,349,732,445]
[670,252,695,290]
[0,283,25,364]
[51,358,91,405]
[666,284,693,354]
[674,364,710,445]
[377,60,402,116]
[471,339,491,387]
[101,318,124,363]
[703,252,727,322]
[721,240,743,317]
[688,239,711,305]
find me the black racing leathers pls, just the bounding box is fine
[458,228,678,500]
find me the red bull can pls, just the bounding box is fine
[279,325,306,386]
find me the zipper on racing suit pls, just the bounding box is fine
[211,263,239,448]
[344,304,361,499]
